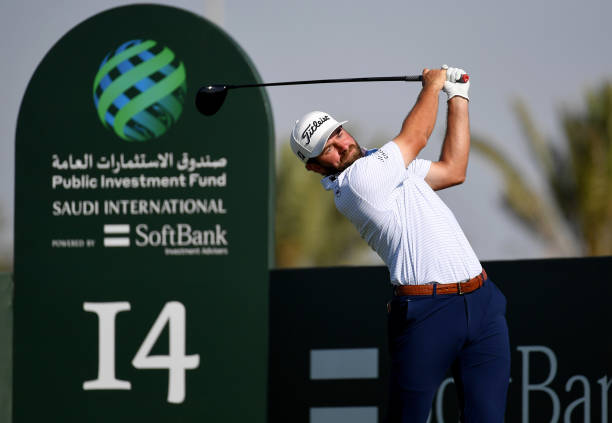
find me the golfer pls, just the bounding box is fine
[290,66,510,422]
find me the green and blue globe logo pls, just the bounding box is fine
[93,39,187,141]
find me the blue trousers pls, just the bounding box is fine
[387,277,510,422]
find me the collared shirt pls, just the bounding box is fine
[322,141,482,285]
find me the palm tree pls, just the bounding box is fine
[275,143,375,267]
[472,81,612,256]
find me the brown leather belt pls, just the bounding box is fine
[393,269,487,296]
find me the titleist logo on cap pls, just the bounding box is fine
[301,115,330,145]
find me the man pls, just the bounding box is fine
[289,66,510,422]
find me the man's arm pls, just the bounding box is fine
[393,68,446,166]
[425,97,470,190]
[425,66,471,190]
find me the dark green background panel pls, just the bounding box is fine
[268,257,612,422]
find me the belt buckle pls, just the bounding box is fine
[457,282,463,295]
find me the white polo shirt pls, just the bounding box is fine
[321,141,482,286]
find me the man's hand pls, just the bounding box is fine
[442,65,470,101]
[421,68,447,91]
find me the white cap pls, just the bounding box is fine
[290,111,348,162]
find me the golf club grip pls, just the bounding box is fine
[393,74,470,83]
[413,74,470,83]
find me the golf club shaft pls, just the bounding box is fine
[228,75,422,89]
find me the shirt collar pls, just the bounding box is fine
[321,174,337,191]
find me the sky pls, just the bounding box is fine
[2,0,612,264]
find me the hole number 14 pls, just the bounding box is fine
[83,301,200,403]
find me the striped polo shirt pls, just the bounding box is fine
[321,141,482,286]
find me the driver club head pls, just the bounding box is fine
[195,85,228,116]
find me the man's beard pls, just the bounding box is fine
[319,143,364,176]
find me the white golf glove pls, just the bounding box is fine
[442,64,470,101]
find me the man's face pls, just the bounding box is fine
[310,126,363,175]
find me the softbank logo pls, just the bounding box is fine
[104,224,131,247]
[135,223,227,247]
[101,223,229,252]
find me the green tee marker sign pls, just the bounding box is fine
[14,5,273,422]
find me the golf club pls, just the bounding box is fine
[195,73,469,116]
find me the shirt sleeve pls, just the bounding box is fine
[343,141,407,204]
[406,158,432,179]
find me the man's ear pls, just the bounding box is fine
[305,161,326,175]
